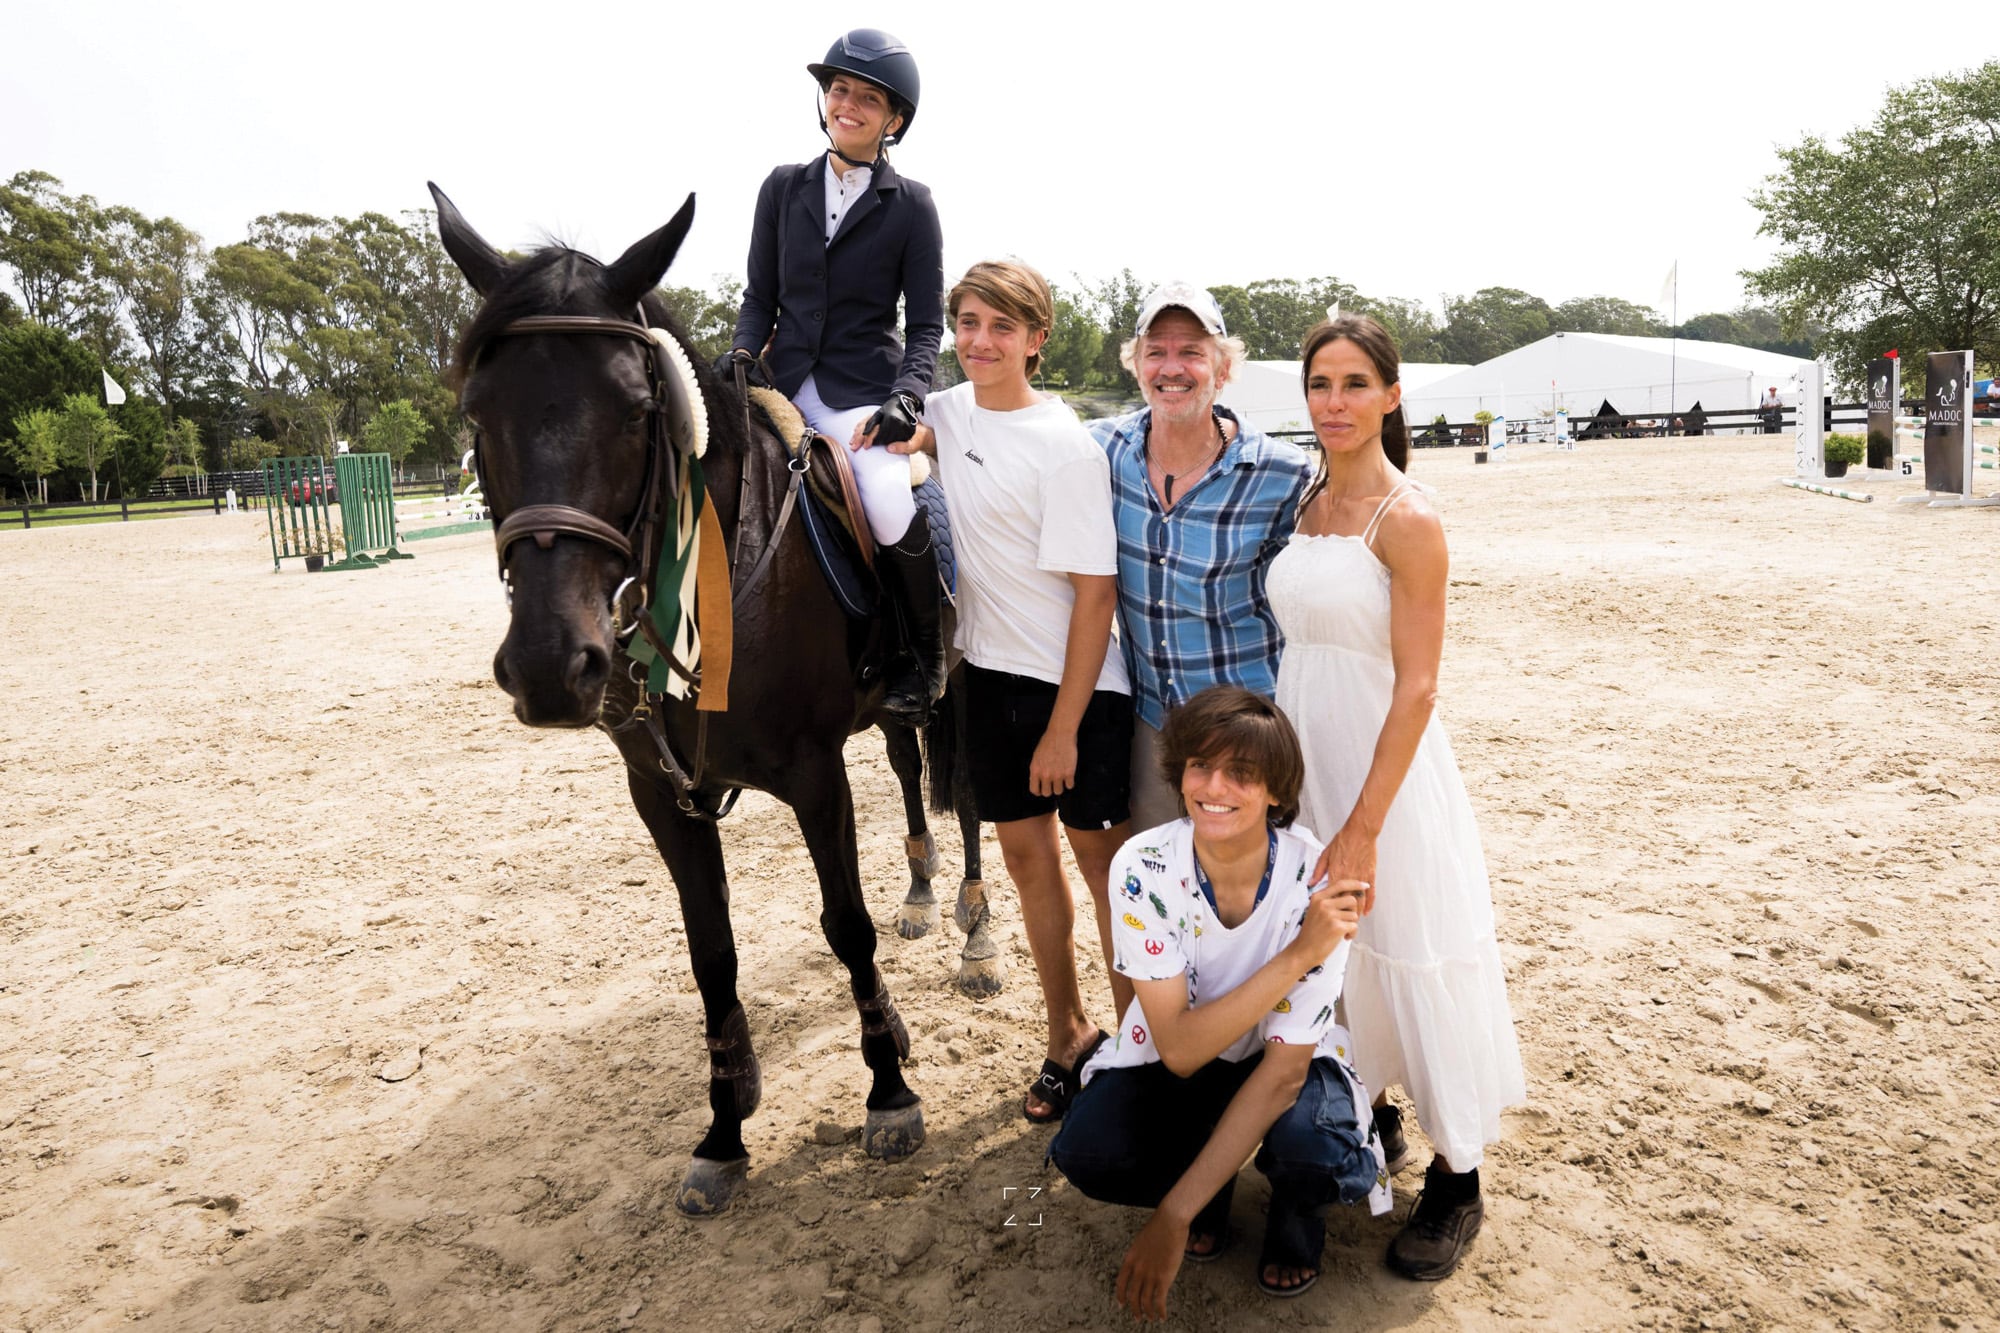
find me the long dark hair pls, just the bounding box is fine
[1298,314,1408,512]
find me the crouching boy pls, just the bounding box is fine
[1049,686,1392,1319]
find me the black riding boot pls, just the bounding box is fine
[877,513,947,727]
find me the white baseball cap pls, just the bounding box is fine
[1134,281,1227,338]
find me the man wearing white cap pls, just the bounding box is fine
[1088,283,1312,830]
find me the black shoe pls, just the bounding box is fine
[876,513,946,727]
[1374,1102,1412,1173]
[1386,1163,1482,1281]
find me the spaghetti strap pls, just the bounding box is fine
[1360,481,1416,549]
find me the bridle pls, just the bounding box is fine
[470,309,807,822]
[478,311,697,644]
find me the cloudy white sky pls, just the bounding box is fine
[8,1,1996,323]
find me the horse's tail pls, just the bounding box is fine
[922,671,958,817]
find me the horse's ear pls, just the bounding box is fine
[428,182,508,297]
[605,194,696,308]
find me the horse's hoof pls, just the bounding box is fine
[863,1102,926,1162]
[895,899,939,940]
[955,954,1005,999]
[953,878,988,935]
[675,1156,749,1216]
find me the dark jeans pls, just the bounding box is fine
[1048,1054,1379,1231]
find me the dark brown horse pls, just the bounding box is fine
[431,185,992,1215]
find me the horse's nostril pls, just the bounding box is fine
[566,644,610,695]
[494,647,517,696]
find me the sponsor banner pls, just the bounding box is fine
[1866,356,1898,470]
[1925,351,1973,496]
[1793,362,1824,478]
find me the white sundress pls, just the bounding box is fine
[1268,483,1526,1170]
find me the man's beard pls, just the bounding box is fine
[1146,382,1216,426]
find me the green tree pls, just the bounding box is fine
[1352,294,1444,362]
[202,239,318,401]
[656,276,742,362]
[931,347,962,389]
[1552,295,1662,336]
[108,398,166,498]
[361,398,427,465]
[1745,60,2000,383]
[3,406,61,501]
[198,210,472,464]
[1213,277,1362,361]
[0,171,100,330]
[98,206,208,419]
[1086,268,1150,391]
[1039,288,1104,389]
[1678,311,1745,346]
[159,417,203,476]
[0,322,98,440]
[53,392,126,501]
[1434,287,1554,364]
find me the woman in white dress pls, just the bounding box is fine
[1268,314,1526,1281]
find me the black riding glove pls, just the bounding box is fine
[712,348,770,390]
[864,391,922,447]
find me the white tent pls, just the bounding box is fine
[1220,360,1471,436]
[1399,332,1816,426]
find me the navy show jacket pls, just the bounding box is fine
[731,153,945,410]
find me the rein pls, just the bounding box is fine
[480,311,806,822]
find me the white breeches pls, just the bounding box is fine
[795,375,916,544]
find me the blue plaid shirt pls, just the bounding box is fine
[1088,407,1312,728]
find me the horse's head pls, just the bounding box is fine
[432,183,696,727]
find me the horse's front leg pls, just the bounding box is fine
[792,757,925,1162]
[880,721,941,940]
[627,769,759,1216]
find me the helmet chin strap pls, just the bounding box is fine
[816,88,896,171]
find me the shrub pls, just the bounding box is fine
[1824,433,1864,466]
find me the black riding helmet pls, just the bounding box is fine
[807,28,921,146]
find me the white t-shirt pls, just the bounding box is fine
[926,382,1129,693]
[1085,818,1392,1215]
[1090,819,1355,1073]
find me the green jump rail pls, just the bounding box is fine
[263,456,338,571]
[327,452,412,570]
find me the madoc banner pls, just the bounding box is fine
[1866,355,1898,471]
[1925,351,1973,496]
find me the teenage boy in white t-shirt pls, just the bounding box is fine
[1050,686,1387,1318]
[885,259,1131,1125]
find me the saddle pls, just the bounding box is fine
[744,387,954,622]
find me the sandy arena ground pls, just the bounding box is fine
[3,435,1998,1332]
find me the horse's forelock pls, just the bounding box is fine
[450,247,613,389]
[448,245,705,406]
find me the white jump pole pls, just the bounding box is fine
[1782,478,1874,503]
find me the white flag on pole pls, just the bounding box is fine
[102,370,126,406]
[1656,263,1678,313]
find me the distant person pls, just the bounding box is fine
[893,260,1130,1125]
[1049,686,1387,1317]
[1760,386,1783,434]
[1088,282,1312,861]
[1269,314,1526,1281]
[722,28,946,726]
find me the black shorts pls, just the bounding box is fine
[962,662,1133,829]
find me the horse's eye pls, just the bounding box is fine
[627,403,651,426]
